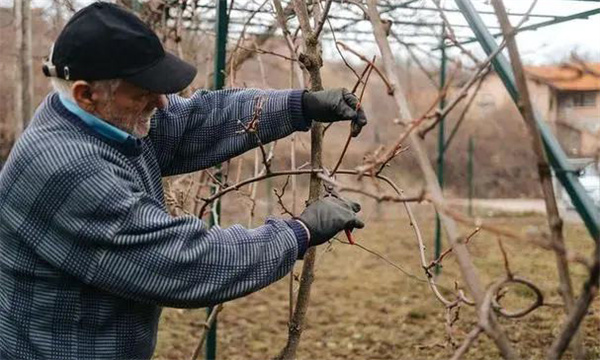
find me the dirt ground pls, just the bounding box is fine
[153,206,599,360]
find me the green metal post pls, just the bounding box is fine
[434,24,446,274]
[213,0,228,92]
[207,1,228,359]
[468,137,474,217]
[455,0,599,240]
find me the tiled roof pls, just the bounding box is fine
[526,63,600,91]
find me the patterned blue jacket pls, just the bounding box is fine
[0,89,309,359]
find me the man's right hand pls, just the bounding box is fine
[297,197,364,246]
[302,88,368,137]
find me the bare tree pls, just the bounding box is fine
[14,0,33,137]
[275,1,330,358]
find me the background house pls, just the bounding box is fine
[474,62,599,158]
[527,62,600,157]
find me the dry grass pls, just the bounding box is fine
[153,207,599,360]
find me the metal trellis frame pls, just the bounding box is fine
[453,7,600,47]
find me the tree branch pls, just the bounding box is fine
[491,0,584,357]
[365,2,517,358]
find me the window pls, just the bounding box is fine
[572,91,597,107]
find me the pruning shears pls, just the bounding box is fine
[322,169,356,245]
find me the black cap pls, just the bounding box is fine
[42,2,197,94]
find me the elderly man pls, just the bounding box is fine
[0,2,367,360]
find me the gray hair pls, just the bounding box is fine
[51,77,122,102]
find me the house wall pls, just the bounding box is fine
[556,124,583,155]
[473,75,599,157]
[528,79,555,123]
[582,132,600,156]
[472,76,556,123]
[557,90,600,156]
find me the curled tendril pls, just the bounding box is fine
[492,277,544,318]
[480,276,544,331]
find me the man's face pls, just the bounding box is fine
[93,81,168,138]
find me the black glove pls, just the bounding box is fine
[297,196,364,247]
[302,88,368,137]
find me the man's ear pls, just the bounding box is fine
[72,81,95,112]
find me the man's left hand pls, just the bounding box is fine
[302,88,368,137]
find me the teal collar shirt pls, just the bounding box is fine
[59,95,138,146]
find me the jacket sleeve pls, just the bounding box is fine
[19,158,309,308]
[149,88,309,176]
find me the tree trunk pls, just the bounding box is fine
[14,0,33,138]
[275,1,326,359]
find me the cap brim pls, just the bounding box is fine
[125,52,197,94]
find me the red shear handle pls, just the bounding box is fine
[344,229,355,245]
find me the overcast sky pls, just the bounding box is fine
[2,0,599,65]
[321,0,600,65]
[447,0,600,64]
